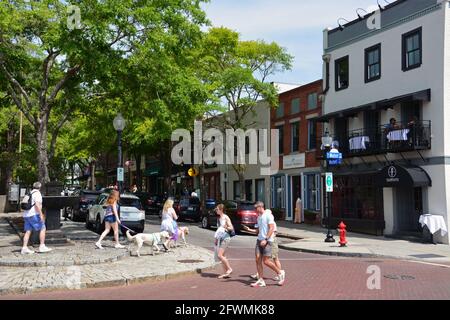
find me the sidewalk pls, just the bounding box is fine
[0,214,216,295]
[275,220,450,263]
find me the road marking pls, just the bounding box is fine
[403,260,450,269]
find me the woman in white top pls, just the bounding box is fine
[214,204,234,279]
[160,199,178,239]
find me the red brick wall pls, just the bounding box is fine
[271,80,323,170]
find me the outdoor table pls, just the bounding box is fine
[349,136,370,151]
[419,214,448,238]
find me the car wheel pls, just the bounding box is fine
[95,215,103,234]
[85,214,92,229]
[201,216,209,229]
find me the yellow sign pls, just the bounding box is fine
[188,167,199,177]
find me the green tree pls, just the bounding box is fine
[197,27,293,200]
[0,0,209,183]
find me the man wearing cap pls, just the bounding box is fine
[21,182,52,255]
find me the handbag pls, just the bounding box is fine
[227,229,236,237]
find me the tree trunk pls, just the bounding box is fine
[36,118,50,183]
[239,171,246,201]
[134,153,142,191]
[90,161,96,190]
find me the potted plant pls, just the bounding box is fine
[271,208,285,221]
[304,210,319,225]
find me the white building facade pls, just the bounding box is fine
[317,0,449,243]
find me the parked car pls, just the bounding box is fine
[146,194,166,215]
[67,190,102,222]
[201,200,258,233]
[176,198,215,222]
[86,192,145,235]
[133,191,152,213]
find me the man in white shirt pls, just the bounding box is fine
[243,201,285,287]
[22,182,52,255]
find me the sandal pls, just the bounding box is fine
[218,269,233,279]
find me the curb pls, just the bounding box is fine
[0,263,219,296]
[277,243,441,262]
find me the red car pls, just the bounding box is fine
[201,200,258,233]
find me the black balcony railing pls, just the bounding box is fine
[317,120,431,159]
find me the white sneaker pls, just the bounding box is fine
[115,244,125,249]
[250,273,259,280]
[38,245,52,253]
[21,247,35,255]
[95,242,104,250]
[250,279,266,287]
[277,270,286,286]
[273,275,280,281]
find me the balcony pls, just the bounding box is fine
[317,120,431,159]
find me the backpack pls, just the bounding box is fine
[20,190,36,211]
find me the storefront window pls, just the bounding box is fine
[272,176,285,209]
[305,174,321,211]
[331,175,383,220]
[256,179,265,203]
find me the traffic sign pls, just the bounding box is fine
[326,172,333,192]
[117,167,124,182]
[327,152,342,159]
[188,167,199,177]
[328,159,342,166]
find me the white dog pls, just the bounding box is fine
[126,230,170,257]
[168,226,190,248]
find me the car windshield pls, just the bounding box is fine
[119,198,142,210]
[239,203,256,211]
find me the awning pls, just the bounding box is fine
[375,164,431,188]
[314,89,431,123]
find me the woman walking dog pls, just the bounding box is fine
[214,204,234,279]
[95,190,125,249]
[160,199,178,242]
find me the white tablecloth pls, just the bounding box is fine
[349,136,370,150]
[387,129,409,142]
[419,215,448,237]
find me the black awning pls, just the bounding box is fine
[375,164,431,188]
[314,89,431,123]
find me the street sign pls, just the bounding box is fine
[327,152,342,159]
[117,167,124,182]
[188,167,199,177]
[326,172,333,192]
[328,159,342,166]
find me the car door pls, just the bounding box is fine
[90,195,105,222]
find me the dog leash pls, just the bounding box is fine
[119,223,137,234]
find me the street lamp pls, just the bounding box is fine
[322,129,335,243]
[113,113,126,194]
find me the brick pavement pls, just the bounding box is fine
[0,216,216,295]
[3,248,450,300]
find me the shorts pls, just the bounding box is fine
[271,238,279,259]
[255,240,273,257]
[219,236,231,249]
[104,215,117,223]
[24,215,46,232]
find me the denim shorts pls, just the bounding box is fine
[24,215,46,232]
[104,215,117,223]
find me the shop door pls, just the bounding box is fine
[292,176,301,216]
[395,187,420,233]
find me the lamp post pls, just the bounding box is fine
[322,129,335,243]
[113,113,126,194]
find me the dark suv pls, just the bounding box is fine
[67,190,102,222]
[145,194,166,215]
[177,197,216,222]
[201,200,258,232]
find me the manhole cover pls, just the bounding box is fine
[178,259,204,264]
[409,254,446,259]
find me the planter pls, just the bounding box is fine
[304,210,321,225]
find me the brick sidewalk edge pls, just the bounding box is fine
[0,263,220,296]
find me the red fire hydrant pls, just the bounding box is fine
[338,221,347,247]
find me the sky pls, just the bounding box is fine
[202,0,384,86]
